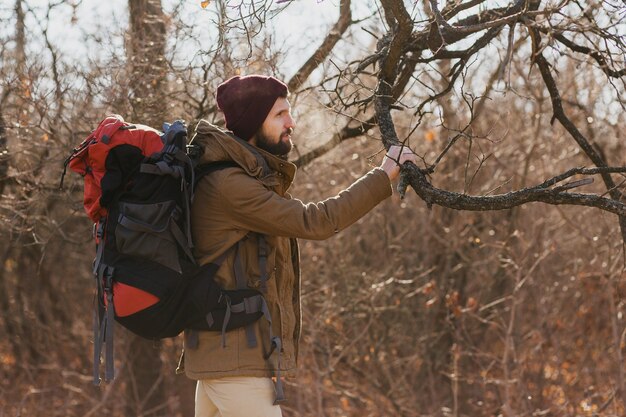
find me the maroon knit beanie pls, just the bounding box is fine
[216,75,288,141]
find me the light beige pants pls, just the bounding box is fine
[195,377,283,417]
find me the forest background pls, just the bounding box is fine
[0,0,624,416]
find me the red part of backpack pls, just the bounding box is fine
[109,282,160,317]
[67,115,164,222]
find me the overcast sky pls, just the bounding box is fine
[10,0,376,80]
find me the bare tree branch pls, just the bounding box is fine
[375,0,414,149]
[529,22,626,243]
[548,30,626,78]
[293,115,376,168]
[401,163,626,216]
[288,0,352,93]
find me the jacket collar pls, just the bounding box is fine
[190,120,296,189]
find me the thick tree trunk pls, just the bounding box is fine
[14,0,28,128]
[127,0,168,127]
[0,112,7,197]
[126,1,169,415]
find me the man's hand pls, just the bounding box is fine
[380,145,418,181]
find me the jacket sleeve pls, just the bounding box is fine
[211,167,393,240]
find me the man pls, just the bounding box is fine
[186,74,417,417]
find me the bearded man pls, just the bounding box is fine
[185,74,416,417]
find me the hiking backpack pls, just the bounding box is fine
[62,115,277,386]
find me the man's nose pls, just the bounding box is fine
[286,114,296,130]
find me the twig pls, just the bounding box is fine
[287,0,353,93]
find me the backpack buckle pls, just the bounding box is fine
[102,266,115,291]
[94,219,106,240]
[163,152,174,164]
[186,144,202,158]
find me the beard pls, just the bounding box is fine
[255,128,293,156]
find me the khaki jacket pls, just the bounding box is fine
[184,120,392,380]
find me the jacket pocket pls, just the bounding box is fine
[115,201,183,273]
